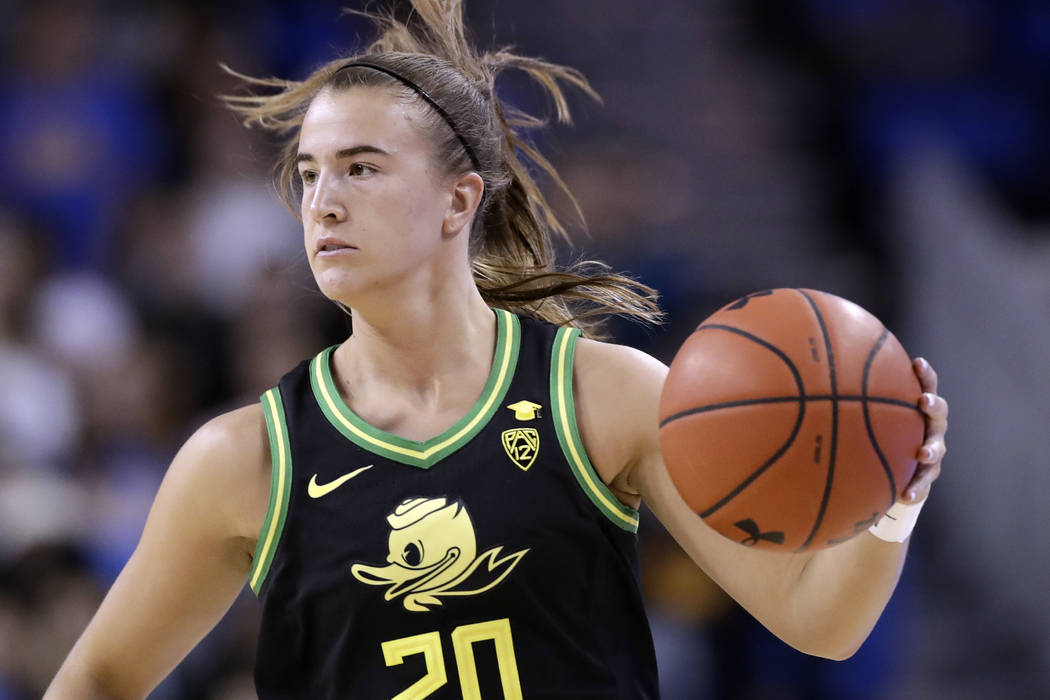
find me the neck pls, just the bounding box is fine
[334,282,496,401]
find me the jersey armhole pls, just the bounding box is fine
[249,387,294,595]
[550,327,640,533]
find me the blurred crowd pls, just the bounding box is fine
[0,1,1047,698]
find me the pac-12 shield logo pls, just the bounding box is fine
[350,497,529,612]
[501,428,539,471]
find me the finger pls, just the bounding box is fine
[920,393,949,435]
[913,357,938,395]
[917,438,946,464]
[903,461,941,503]
[920,392,949,420]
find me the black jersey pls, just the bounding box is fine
[250,309,659,699]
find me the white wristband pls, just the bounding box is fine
[868,498,927,543]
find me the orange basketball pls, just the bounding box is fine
[658,288,925,551]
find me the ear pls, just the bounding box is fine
[442,172,485,238]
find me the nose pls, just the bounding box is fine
[306,173,347,224]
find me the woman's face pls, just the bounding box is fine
[296,86,457,304]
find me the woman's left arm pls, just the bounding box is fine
[781,357,947,656]
[575,341,948,660]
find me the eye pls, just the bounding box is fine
[299,169,317,185]
[402,541,423,567]
[349,162,376,177]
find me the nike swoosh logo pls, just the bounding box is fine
[307,465,374,499]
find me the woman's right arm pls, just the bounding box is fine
[44,404,271,700]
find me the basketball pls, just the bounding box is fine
[658,288,925,552]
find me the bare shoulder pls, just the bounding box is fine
[574,337,669,387]
[186,403,268,463]
[572,337,668,502]
[167,403,272,546]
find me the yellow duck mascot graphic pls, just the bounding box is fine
[351,497,529,612]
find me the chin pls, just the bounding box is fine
[313,270,366,305]
[312,258,426,306]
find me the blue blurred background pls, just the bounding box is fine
[1,1,1048,698]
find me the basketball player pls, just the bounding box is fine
[45,2,948,698]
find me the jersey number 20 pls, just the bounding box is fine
[382,618,522,699]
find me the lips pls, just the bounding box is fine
[315,236,357,255]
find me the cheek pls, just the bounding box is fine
[410,183,453,232]
[378,190,446,247]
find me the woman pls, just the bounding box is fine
[46,2,947,698]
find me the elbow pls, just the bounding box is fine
[812,643,862,662]
[783,602,878,661]
[793,633,866,661]
[780,622,869,661]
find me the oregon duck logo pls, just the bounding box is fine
[350,497,529,612]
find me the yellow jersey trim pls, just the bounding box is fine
[250,387,293,594]
[310,309,521,468]
[550,328,639,532]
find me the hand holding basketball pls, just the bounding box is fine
[658,288,946,552]
[905,356,948,504]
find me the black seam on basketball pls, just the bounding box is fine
[686,324,807,519]
[798,290,837,551]
[859,396,922,411]
[659,394,919,428]
[698,407,807,519]
[660,396,800,427]
[862,328,898,510]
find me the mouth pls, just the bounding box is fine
[315,237,358,255]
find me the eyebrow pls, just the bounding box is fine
[293,145,390,165]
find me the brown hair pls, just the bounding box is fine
[222,0,662,337]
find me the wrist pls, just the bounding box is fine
[868,498,927,543]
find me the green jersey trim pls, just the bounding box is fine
[250,387,293,595]
[309,308,521,469]
[550,328,640,532]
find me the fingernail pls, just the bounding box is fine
[925,393,936,408]
[922,447,934,461]
[920,358,930,370]
[907,489,918,501]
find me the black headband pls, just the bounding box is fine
[336,61,482,172]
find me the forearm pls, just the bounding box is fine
[790,532,909,659]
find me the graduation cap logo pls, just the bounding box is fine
[506,400,542,421]
[502,428,539,471]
